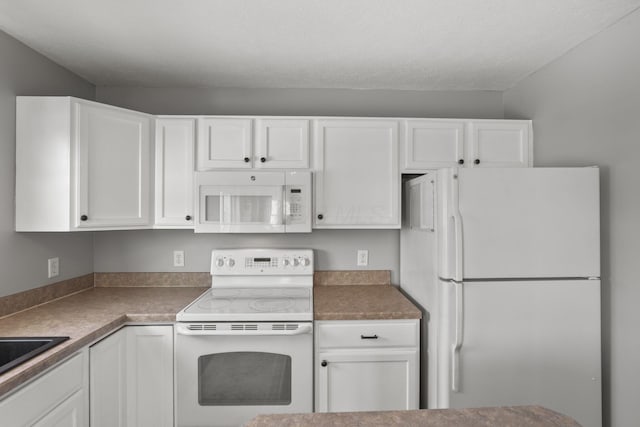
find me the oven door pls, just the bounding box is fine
[175,323,313,427]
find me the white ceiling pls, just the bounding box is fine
[0,0,639,91]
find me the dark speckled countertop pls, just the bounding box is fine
[314,285,422,320]
[244,406,582,427]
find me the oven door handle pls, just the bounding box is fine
[175,323,313,336]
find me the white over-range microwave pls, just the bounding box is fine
[194,171,312,233]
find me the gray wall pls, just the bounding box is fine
[95,86,504,118]
[93,87,504,283]
[0,31,95,297]
[503,9,640,427]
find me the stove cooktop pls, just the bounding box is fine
[176,287,313,322]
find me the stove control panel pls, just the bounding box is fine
[211,249,314,275]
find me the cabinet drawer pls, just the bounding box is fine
[316,320,418,349]
[0,350,86,426]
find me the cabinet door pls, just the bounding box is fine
[74,101,151,228]
[467,121,532,168]
[32,390,86,427]
[403,120,465,170]
[317,350,418,413]
[314,119,399,228]
[255,119,310,169]
[197,118,252,169]
[125,326,174,427]
[155,118,195,228]
[0,351,87,426]
[90,329,127,427]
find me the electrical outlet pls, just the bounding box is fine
[357,250,369,267]
[48,257,59,278]
[173,250,185,267]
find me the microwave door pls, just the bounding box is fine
[197,186,285,233]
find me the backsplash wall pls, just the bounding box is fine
[93,229,402,284]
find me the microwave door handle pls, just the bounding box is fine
[176,324,313,336]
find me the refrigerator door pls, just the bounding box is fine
[438,279,602,427]
[439,167,600,280]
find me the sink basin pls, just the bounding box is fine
[0,337,70,375]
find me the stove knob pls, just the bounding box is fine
[215,258,224,268]
[292,258,300,267]
[301,257,311,267]
[282,258,290,267]
[226,258,235,267]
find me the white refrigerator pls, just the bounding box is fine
[400,167,602,427]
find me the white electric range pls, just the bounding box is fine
[175,248,314,427]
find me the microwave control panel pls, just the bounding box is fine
[284,171,312,232]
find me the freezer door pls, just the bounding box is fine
[441,167,600,279]
[440,279,602,427]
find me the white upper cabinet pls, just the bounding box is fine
[197,117,310,170]
[403,120,466,169]
[197,118,253,169]
[75,102,151,228]
[401,119,532,171]
[255,118,310,168]
[15,97,152,231]
[155,117,195,228]
[313,119,400,228]
[467,120,532,168]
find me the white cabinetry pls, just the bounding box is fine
[255,118,309,168]
[467,120,531,168]
[0,350,89,426]
[90,325,174,427]
[313,119,400,228]
[155,117,196,228]
[402,119,532,171]
[197,117,310,170]
[315,320,419,412]
[403,120,466,169]
[15,96,152,231]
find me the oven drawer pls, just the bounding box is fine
[316,320,419,349]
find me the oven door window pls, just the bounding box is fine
[198,352,292,406]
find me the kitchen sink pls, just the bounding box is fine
[0,337,69,375]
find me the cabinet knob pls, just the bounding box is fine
[185,215,192,221]
[260,157,266,163]
[317,214,323,220]
[80,215,88,221]
[458,159,464,165]
[474,159,480,165]
[321,360,328,367]
[244,157,250,163]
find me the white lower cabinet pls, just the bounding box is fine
[90,325,174,427]
[0,349,89,427]
[32,389,86,427]
[315,320,419,413]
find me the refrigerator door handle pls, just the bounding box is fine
[451,212,463,281]
[450,171,463,281]
[451,279,464,392]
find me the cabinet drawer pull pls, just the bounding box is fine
[185,215,192,221]
[360,334,379,340]
[260,157,266,163]
[321,360,328,367]
[474,159,480,165]
[458,159,464,165]
[243,157,250,163]
[80,215,88,221]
